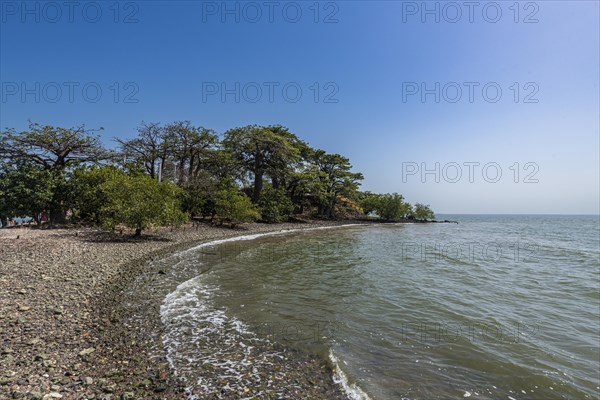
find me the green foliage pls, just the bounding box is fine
[181,186,207,218]
[222,125,306,202]
[0,165,9,224]
[2,120,436,229]
[335,195,364,219]
[98,171,188,235]
[357,191,414,221]
[358,191,382,216]
[0,122,108,169]
[181,172,219,219]
[215,185,260,228]
[72,166,191,234]
[205,149,239,181]
[376,193,412,221]
[0,162,58,224]
[258,185,294,223]
[413,203,435,220]
[285,166,321,214]
[309,150,364,218]
[70,166,120,224]
[0,122,110,222]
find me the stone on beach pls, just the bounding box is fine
[0,222,352,399]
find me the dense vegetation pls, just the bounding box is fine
[0,122,435,234]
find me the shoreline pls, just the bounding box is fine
[0,220,367,399]
[157,224,369,400]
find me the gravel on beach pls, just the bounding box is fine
[0,221,352,400]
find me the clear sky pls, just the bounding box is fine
[1,1,598,214]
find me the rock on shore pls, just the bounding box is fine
[0,222,350,399]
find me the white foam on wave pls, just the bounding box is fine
[180,223,362,255]
[329,349,373,400]
[159,224,364,399]
[161,275,282,399]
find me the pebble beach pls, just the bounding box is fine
[0,222,352,400]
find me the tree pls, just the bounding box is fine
[0,165,9,227]
[116,121,219,186]
[0,161,58,225]
[163,121,218,184]
[258,185,294,223]
[376,193,412,221]
[222,125,305,202]
[413,203,435,221]
[70,165,122,224]
[2,119,438,229]
[115,122,168,180]
[181,171,219,220]
[98,171,188,236]
[215,184,260,228]
[358,191,382,216]
[310,150,364,218]
[0,122,109,170]
[0,122,110,222]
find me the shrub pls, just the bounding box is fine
[215,187,260,228]
[258,185,294,223]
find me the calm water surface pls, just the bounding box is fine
[162,215,600,399]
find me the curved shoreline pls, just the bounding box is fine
[157,224,366,399]
[0,221,365,399]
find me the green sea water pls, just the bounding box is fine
[162,215,600,399]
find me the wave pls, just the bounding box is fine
[159,223,368,399]
[179,223,363,255]
[329,349,374,400]
[161,275,288,399]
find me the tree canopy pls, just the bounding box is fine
[215,181,260,228]
[222,125,306,202]
[310,150,364,218]
[0,161,57,225]
[0,121,436,232]
[0,122,109,170]
[413,203,436,220]
[94,168,187,236]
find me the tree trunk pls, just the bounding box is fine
[32,211,41,226]
[188,155,195,181]
[317,204,325,216]
[178,157,187,184]
[252,171,264,203]
[327,198,336,218]
[134,227,142,237]
[0,215,7,228]
[50,208,67,224]
[159,158,166,182]
[251,150,264,203]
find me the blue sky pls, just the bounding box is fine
[1,1,598,214]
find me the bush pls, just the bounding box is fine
[181,172,218,219]
[376,193,412,221]
[258,185,293,223]
[74,168,189,236]
[0,161,58,225]
[215,187,260,228]
[71,166,119,224]
[358,191,382,216]
[413,203,435,220]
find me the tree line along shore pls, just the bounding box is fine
[0,121,435,235]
